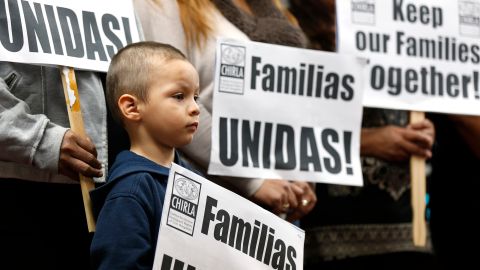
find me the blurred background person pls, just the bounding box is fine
[130,0,316,220]
[290,0,438,269]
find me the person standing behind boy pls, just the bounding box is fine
[90,42,200,270]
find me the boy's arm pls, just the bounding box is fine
[91,195,154,270]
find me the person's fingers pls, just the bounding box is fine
[403,129,434,149]
[407,120,435,140]
[399,135,431,158]
[58,162,79,181]
[74,133,98,158]
[68,157,103,178]
[286,185,298,209]
[290,182,305,197]
[71,145,102,170]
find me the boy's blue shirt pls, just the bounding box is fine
[90,150,187,270]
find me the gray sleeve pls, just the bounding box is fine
[0,78,67,172]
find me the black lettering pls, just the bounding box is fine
[387,67,402,95]
[274,124,296,170]
[322,129,341,174]
[277,66,297,94]
[341,75,355,101]
[122,17,132,44]
[83,11,107,61]
[173,259,184,270]
[262,64,275,92]
[271,239,286,270]
[249,221,261,258]
[219,117,238,166]
[161,254,173,270]
[446,74,460,97]
[201,196,217,235]
[393,0,405,22]
[45,5,64,55]
[263,228,275,265]
[405,69,418,93]
[262,122,273,169]
[256,224,268,262]
[57,7,84,58]
[0,0,24,52]
[371,65,385,90]
[213,209,230,243]
[324,73,339,99]
[102,14,123,59]
[251,56,261,90]
[22,1,51,53]
[242,120,260,168]
[229,216,251,254]
[286,246,297,270]
[300,127,321,172]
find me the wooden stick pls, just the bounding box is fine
[60,66,96,232]
[410,111,426,246]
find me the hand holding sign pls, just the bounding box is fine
[58,130,103,180]
[252,179,300,214]
[361,121,434,162]
[287,181,317,222]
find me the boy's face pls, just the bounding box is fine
[140,58,200,148]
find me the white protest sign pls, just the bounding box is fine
[153,163,305,270]
[0,0,139,72]
[208,39,365,186]
[337,0,480,115]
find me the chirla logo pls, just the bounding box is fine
[218,44,246,95]
[167,173,202,236]
[351,0,376,25]
[175,177,199,201]
[459,0,480,37]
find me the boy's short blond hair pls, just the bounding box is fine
[106,41,186,125]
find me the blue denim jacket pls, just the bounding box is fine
[0,62,107,183]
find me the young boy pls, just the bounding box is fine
[90,42,200,270]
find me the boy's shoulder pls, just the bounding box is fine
[90,151,170,216]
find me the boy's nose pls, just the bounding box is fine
[189,100,200,116]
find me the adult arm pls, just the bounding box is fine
[361,119,435,162]
[0,78,102,179]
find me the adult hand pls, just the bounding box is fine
[287,181,317,222]
[252,179,299,214]
[58,130,103,180]
[361,122,434,162]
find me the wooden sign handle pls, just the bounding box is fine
[410,111,426,246]
[59,66,96,232]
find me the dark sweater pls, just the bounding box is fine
[90,150,186,270]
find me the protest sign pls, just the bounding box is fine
[153,163,305,270]
[208,39,365,186]
[337,0,480,115]
[0,0,139,72]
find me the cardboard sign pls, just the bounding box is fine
[337,0,480,115]
[0,0,140,72]
[153,164,305,270]
[208,39,365,186]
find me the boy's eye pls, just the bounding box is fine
[172,93,184,100]
[194,95,199,101]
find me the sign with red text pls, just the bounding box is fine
[337,0,480,115]
[208,39,365,186]
[0,0,140,72]
[153,164,305,270]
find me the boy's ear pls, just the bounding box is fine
[118,94,142,122]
